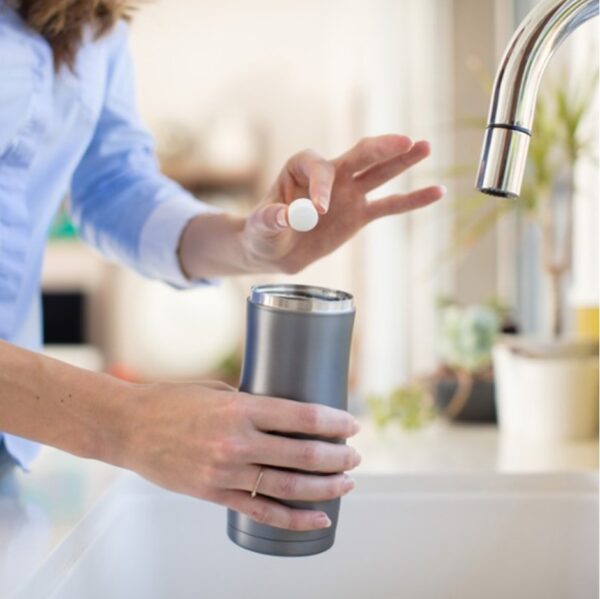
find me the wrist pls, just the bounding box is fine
[178,212,257,278]
[109,381,172,472]
[89,376,140,468]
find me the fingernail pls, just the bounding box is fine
[317,198,329,214]
[276,207,288,228]
[352,419,361,434]
[343,476,356,494]
[439,185,448,196]
[353,449,362,467]
[314,513,332,528]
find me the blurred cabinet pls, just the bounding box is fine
[42,241,112,371]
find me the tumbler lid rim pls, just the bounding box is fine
[249,284,354,313]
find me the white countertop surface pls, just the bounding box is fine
[352,421,599,474]
[1,421,597,597]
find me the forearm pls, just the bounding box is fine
[0,340,131,465]
[177,212,261,280]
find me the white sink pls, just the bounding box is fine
[14,473,598,599]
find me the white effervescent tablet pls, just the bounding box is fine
[288,198,319,232]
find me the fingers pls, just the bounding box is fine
[366,185,446,222]
[221,490,333,531]
[253,433,361,473]
[287,150,335,213]
[201,380,238,392]
[308,158,335,214]
[247,202,289,236]
[238,466,355,502]
[245,395,359,439]
[335,135,413,178]
[353,140,432,193]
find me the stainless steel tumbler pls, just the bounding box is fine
[227,283,355,557]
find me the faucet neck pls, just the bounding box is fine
[489,0,598,132]
[476,0,598,197]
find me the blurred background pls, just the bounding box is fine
[42,0,598,441]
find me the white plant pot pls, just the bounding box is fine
[493,339,599,441]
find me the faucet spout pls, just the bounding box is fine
[476,0,598,198]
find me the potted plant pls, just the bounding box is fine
[453,66,599,440]
[432,300,504,423]
[366,300,505,428]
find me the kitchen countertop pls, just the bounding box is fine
[352,420,599,474]
[1,421,597,597]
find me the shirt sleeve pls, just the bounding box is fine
[70,22,218,288]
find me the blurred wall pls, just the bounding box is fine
[569,21,599,313]
[450,0,501,303]
[129,0,365,182]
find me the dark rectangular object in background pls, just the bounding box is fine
[42,292,86,344]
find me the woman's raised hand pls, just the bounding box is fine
[242,135,445,274]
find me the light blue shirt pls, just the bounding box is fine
[0,6,216,468]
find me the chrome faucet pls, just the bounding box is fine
[476,0,599,198]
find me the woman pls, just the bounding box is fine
[0,0,444,531]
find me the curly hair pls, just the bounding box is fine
[12,1,138,70]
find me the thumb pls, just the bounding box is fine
[247,203,289,236]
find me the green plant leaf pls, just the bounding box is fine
[366,384,436,430]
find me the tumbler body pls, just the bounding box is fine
[227,284,355,557]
